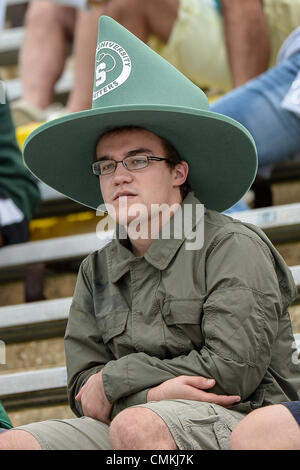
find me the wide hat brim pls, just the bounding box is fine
[24,103,257,213]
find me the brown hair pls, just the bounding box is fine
[97,126,192,200]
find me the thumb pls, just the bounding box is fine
[184,376,216,389]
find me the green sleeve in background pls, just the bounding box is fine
[0,83,41,221]
[0,401,13,430]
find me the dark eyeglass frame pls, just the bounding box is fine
[91,155,169,176]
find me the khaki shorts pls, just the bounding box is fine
[150,0,300,91]
[14,400,246,450]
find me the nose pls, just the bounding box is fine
[112,161,134,185]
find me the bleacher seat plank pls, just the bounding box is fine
[295,333,300,354]
[0,366,67,409]
[0,297,72,343]
[231,202,300,243]
[0,230,113,276]
[0,203,299,276]
[6,0,28,5]
[0,27,24,66]
[290,265,300,288]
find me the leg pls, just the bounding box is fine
[0,430,42,450]
[103,0,179,43]
[109,407,177,450]
[66,5,105,112]
[19,1,76,109]
[230,404,300,450]
[211,53,300,174]
[0,417,111,450]
[110,400,246,450]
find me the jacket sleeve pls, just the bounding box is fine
[65,257,151,417]
[65,258,114,416]
[102,232,284,404]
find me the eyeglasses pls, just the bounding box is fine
[92,155,169,176]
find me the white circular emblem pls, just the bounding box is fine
[93,41,132,101]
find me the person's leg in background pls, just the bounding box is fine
[212,53,300,212]
[66,3,106,113]
[102,0,179,45]
[19,1,76,111]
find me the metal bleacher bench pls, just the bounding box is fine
[0,271,299,410]
[0,202,300,276]
[0,26,24,66]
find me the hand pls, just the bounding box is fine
[75,370,112,424]
[147,376,241,408]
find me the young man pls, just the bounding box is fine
[0,16,299,450]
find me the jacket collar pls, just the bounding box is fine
[108,192,204,282]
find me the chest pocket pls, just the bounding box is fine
[95,309,131,359]
[97,309,129,344]
[162,299,204,353]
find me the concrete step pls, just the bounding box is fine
[0,337,65,373]
[9,403,75,428]
[0,272,77,307]
[272,180,300,206]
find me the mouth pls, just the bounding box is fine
[113,192,137,201]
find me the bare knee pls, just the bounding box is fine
[230,405,300,450]
[109,407,177,450]
[0,429,42,450]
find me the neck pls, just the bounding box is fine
[126,195,183,256]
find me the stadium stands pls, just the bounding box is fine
[0,0,299,429]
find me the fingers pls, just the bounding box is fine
[75,387,83,402]
[183,376,216,389]
[207,393,241,406]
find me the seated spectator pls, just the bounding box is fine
[230,401,300,449]
[12,0,105,125]
[13,0,300,125]
[0,84,40,247]
[212,27,300,212]
[102,0,300,90]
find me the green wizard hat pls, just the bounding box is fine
[23,16,257,213]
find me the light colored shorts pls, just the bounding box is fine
[150,0,300,92]
[14,400,247,450]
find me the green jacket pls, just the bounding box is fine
[0,87,40,220]
[65,192,300,419]
[0,401,12,430]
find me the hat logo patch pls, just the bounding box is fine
[93,41,132,101]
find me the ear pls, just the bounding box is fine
[172,161,189,187]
